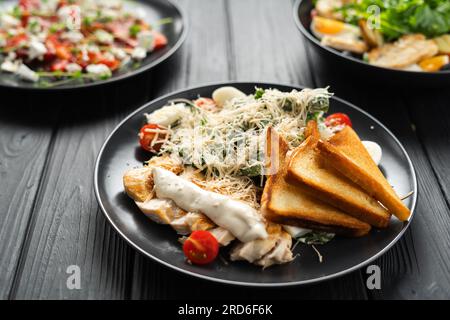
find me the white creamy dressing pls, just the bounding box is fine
[152,167,268,242]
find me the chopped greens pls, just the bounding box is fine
[298,232,335,245]
[338,0,450,40]
[254,87,265,99]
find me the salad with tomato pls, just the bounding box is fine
[0,0,169,87]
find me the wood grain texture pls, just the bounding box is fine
[0,93,55,299]
[306,50,450,299]
[9,77,156,299]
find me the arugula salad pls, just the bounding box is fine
[0,0,169,87]
[311,0,450,71]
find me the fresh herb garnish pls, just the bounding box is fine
[254,87,265,99]
[298,232,335,245]
[337,0,450,40]
[129,24,142,37]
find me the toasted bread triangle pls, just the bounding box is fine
[317,126,410,221]
[261,129,371,237]
[287,135,390,228]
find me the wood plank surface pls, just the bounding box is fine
[0,93,56,299]
[9,77,155,299]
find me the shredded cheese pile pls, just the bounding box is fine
[150,88,330,180]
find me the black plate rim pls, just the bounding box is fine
[293,0,450,76]
[94,81,418,287]
[0,0,188,91]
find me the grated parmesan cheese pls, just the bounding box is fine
[148,87,331,179]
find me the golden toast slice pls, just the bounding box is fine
[261,129,371,237]
[316,126,410,221]
[287,136,390,228]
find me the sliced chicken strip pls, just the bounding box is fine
[368,34,438,69]
[171,212,215,235]
[123,167,153,202]
[230,223,290,264]
[123,155,183,202]
[209,227,236,246]
[321,35,368,54]
[136,198,216,235]
[135,198,186,225]
[230,237,278,263]
[255,231,293,268]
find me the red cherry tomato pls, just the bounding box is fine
[138,124,167,153]
[50,59,68,72]
[325,113,352,128]
[183,231,219,265]
[19,0,40,11]
[153,31,168,50]
[98,56,120,71]
[55,45,72,60]
[6,34,28,49]
[194,97,216,111]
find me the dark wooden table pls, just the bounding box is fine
[1,0,449,300]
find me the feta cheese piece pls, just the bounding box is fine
[94,29,114,44]
[28,40,47,60]
[98,0,122,9]
[131,47,147,60]
[101,8,119,20]
[16,64,39,82]
[120,55,131,67]
[86,64,112,78]
[57,5,81,30]
[1,60,20,73]
[111,47,127,60]
[137,30,155,51]
[61,31,84,43]
[1,14,20,28]
[318,121,334,140]
[66,63,82,73]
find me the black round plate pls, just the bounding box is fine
[293,0,450,87]
[94,82,417,287]
[0,0,187,90]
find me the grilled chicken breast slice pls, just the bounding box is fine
[123,155,183,202]
[368,34,438,69]
[321,35,368,54]
[230,223,293,267]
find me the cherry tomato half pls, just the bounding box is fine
[194,97,217,111]
[325,113,352,128]
[153,31,168,50]
[55,45,72,60]
[50,59,68,72]
[138,123,167,153]
[98,56,120,71]
[6,34,28,49]
[183,231,219,265]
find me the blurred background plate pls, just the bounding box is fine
[293,0,450,88]
[94,82,417,287]
[0,0,187,90]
